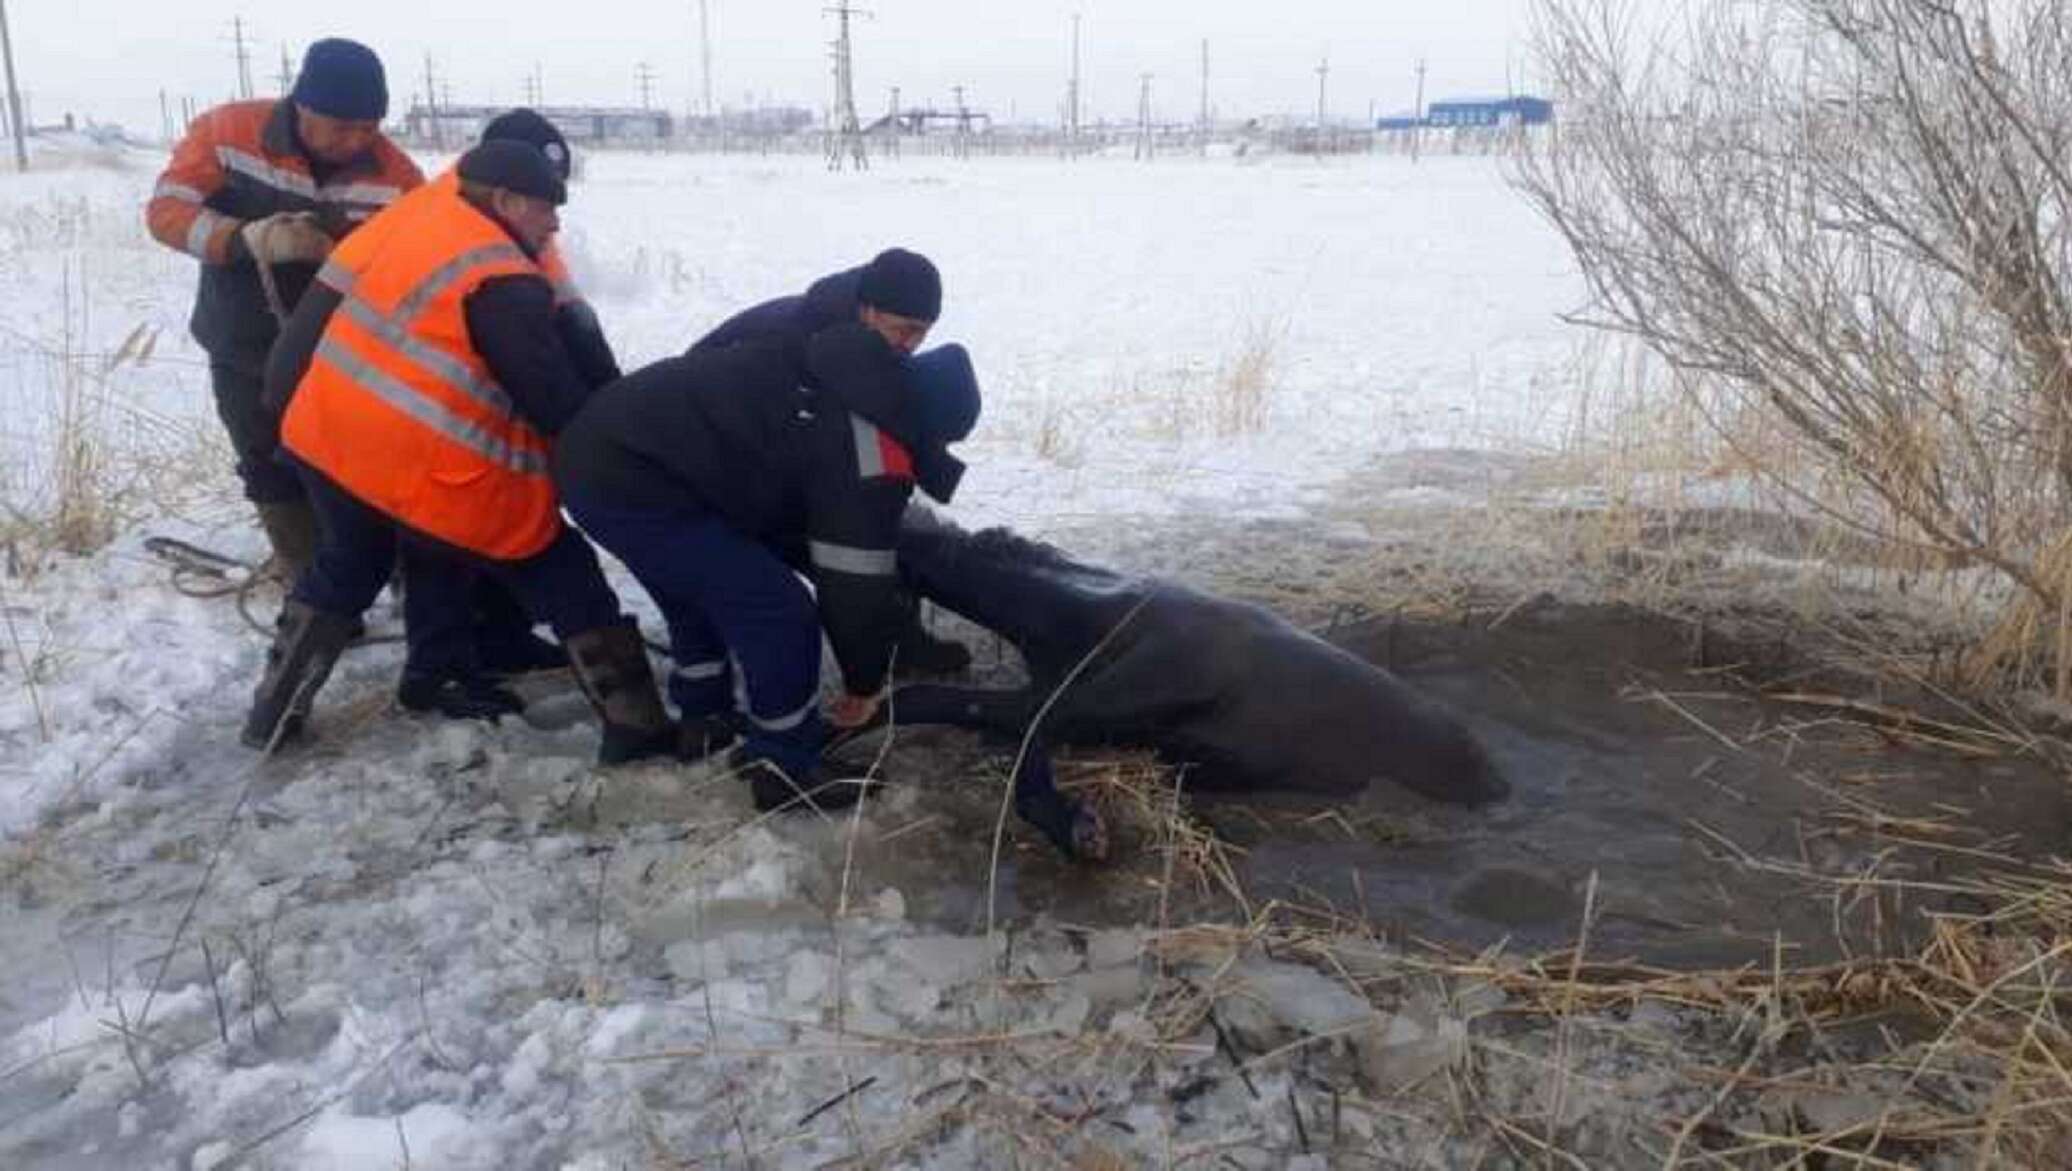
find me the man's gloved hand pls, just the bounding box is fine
[237,212,333,264]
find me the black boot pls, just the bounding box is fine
[397,671,525,722]
[740,758,867,814]
[565,623,676,765]
[241,601,357,750]
[676,712,741,763]
[477,631,566,677]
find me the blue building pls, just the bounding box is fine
[1378,96,1554,130]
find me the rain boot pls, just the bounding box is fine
[241,600,357,750]
[254,499,318,586]
[565,623,676,765]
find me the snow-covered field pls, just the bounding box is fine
[0,148,1596,1169]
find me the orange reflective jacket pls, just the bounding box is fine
[280,183,561,560]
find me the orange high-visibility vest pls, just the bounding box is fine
[280,182,562,560]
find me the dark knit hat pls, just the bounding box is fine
[857,248,942,322]
[907,343,981,444]
[481,108,571,180]
[458,140,567,206]
[291,39,389,121]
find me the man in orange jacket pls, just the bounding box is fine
[243,141,673,764]
[145,38,421,580]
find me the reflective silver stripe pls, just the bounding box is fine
[337,293,514,414]
[809,540,898,577]
[746,695,816,733]
[394,244,529,323]
[216,146,316,198]
[186,209,233,258]
[673,660,727,682]
[153,180,206,203]
[318,181,403,206]
[314,337,547,475]
[316,260,355,293]
[851,415,885,478]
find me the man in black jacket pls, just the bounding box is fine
[690,249,972,675]
[556,327,981,811]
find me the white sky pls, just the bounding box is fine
[8,1,1542,134]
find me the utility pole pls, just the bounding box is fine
[1315,55,1329,151]
[636,60,657,109]
[1197,38,1210,154]
[1133,73,1153,162]
[1064,13,1081,157]
[697,0,715,116]
[1412,57,1427,164]
[422,54,443,150]
[232,17,255,101]
[825,2,869,171]
[886,85,900,159]
[159,89,173,141]
[276,45,295,95]
[952,83,971,158]
[0,0,26,170]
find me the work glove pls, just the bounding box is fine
[237,212,333,265]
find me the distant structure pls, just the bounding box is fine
[825,2,869,170]
[403,103,673,146]
[1410,95,1554,129]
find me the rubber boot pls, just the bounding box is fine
[740,757,865,814]
[676,711,741,764]
[241,600,357,750]
[397,671,525,722]
[254,499,318,586]
[565,623,676,765]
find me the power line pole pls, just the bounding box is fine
[886,85,900,159]
[636,60,657,109]
[1064,13,1081,158]
[276,45,294,96]
[0,0,25,170]
[232,17,254,101]
[1315,55,1329,143]
[952,83,972,158]
[159,89,174,141]
[1197,38,1210,154]
[697,0,715,117]
[422,54,443,150]
[1412,57,1427,164]
[824,2,869,171]
[1133,73,1152,162]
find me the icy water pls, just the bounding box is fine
[842,599,2071,971]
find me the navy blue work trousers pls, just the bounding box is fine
[292,465,625,672]
[564,490,827,776]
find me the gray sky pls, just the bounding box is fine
[11,1,1540,135]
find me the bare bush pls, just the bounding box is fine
[1516,0,2072,694]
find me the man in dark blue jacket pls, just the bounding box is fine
[556,324,980,811]
[690,249,972,675]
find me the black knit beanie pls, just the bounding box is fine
[291,39,389,121]
[857,248,942,322]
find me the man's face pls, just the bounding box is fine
[295,107,381,165]
[859,304,933,355]
[492,188,561,254]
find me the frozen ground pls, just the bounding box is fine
[6,149,2037,1168]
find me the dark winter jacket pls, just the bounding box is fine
[145,99,424,369]
[689,266,865,364]
[556,325,958,693]
[687,265,966,496]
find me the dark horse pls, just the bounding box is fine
[872,510,1509,860]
